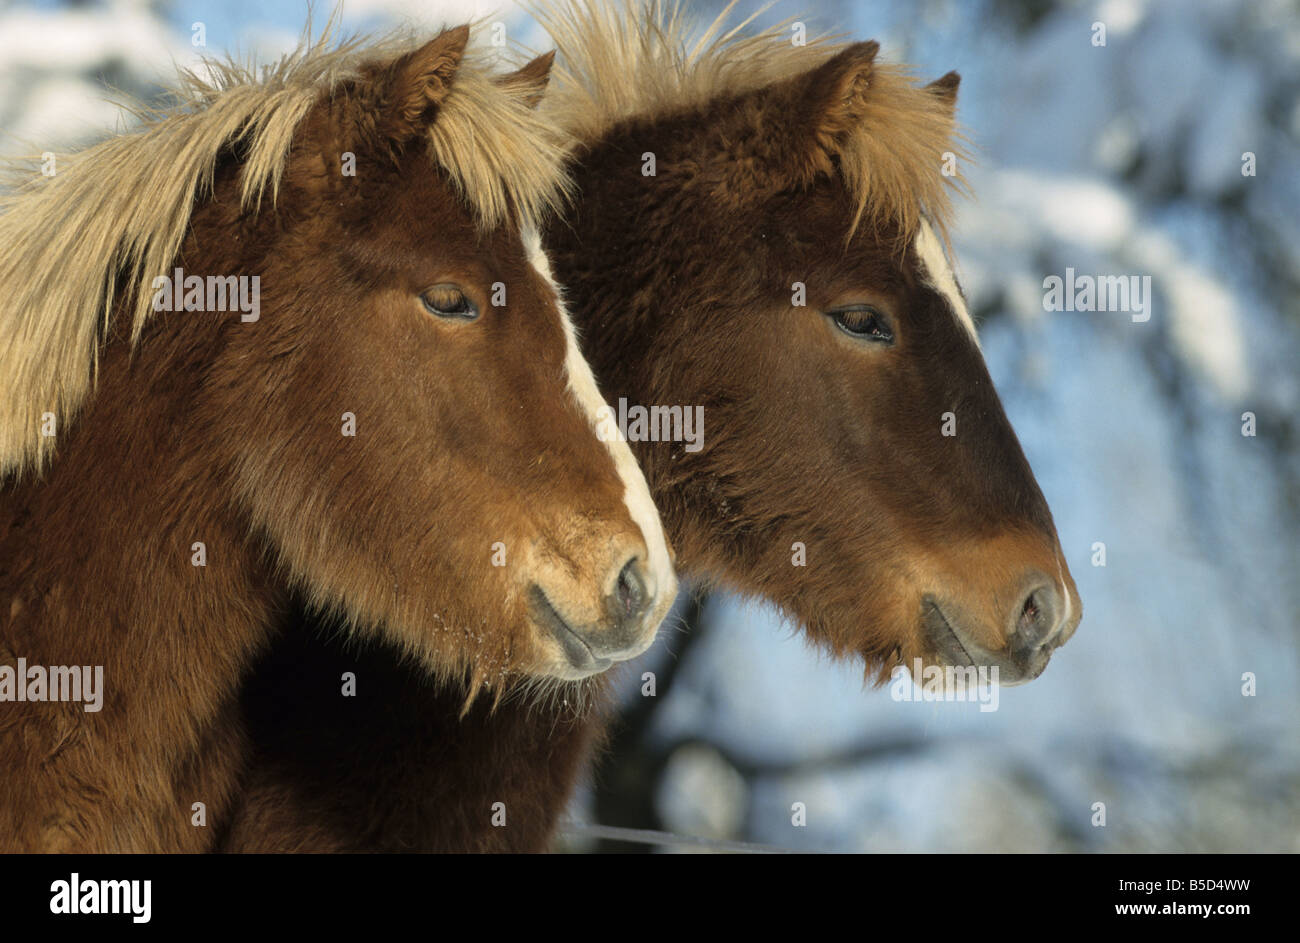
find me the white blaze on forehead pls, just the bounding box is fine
[521,228,678,616]
[914,219,979,347]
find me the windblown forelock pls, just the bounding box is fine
[533,0,968,248]
[427,55,573,231]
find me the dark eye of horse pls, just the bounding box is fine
[421,285,478,321]
[830,306,894,344]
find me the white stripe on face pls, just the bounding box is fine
[522,227,678,627]
[914,219,979,347]
[915,221,1076,656]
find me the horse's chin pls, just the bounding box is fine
[541,658,614,682]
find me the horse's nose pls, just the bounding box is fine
[607,558,652,632]
[530,556,660,675]
[1009,581,1060,651]
[1005,576,1079,676]
[923,566,1081,685]
[570,556,655,659]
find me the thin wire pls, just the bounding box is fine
[559,821,802,854]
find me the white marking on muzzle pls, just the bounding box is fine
[1053,547,1072,634]
[915,219,979,347]
[522,228,678,629]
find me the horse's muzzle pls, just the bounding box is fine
[923,575,1080,686]
[528,557,659,678]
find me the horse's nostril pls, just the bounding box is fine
[1012,583,1060,650]
[531,557,657,674]
[614,558,648,622]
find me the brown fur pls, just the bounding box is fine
[0,25,657,851]
[220,625,608,852]
[0,22,571,479]
[226,0,1082,853]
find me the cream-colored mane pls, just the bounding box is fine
[0,22,570,479]
[534,0,967,240]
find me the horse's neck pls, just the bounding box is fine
[0,312,281,851]
[226,621,609,851]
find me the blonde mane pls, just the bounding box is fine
[0,23,570,479]
[534,0,967,242]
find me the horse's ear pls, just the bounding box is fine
[927,70,960,113]
[762,41,879,185]
[498,51,555,108]
[375,25,471,144]
[800,41,880,140]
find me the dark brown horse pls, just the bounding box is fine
[0,23,676,851]
[223,0,1083,852]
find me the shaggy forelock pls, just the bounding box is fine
[533,0,967,246]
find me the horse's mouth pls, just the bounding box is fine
[528,585,613,676]
[928,601,977,667]
[921,596,1070,687]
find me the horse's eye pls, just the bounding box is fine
[830,306,894,344]
[421,285,478,320]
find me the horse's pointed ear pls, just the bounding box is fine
[377,25,471,144]
[498,51,555,108]
[927,71,960,112]
[765,41,879,185]
[802,41,880,139]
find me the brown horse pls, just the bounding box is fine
[0,22,676,852]
[223,0,1084,852]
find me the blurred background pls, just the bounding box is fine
[5,0,1296,852]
